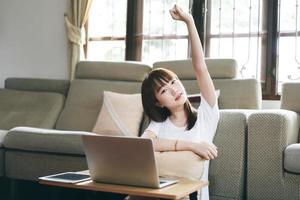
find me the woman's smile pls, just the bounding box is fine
[175,93,183,101]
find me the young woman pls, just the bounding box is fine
[141,4,220,200]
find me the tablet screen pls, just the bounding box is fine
[39,172,91,183]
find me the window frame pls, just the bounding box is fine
[205,0,298,100]
[126,0,192,61]
[85,0,295,100]
[85,0,193,62]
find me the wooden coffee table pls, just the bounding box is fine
[39,171,208,200]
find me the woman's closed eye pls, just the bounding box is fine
[171,79,176,84]
[160,88,167,94]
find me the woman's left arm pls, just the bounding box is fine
[170,5,216,107]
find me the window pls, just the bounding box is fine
[87,0,190,63]
[206,0,264,80]
[277,0,300,92]
[206,0,300,97]
[86,0,300,98]
[87,0,127,61]
[142,0,189,63]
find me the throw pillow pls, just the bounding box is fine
[92,91,143,137]
[155,151,205,180]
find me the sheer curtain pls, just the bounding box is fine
[64,0,92,80]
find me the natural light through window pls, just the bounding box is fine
[208,0,263,79]
[142,0,189,63]
[87,0,127,61]
[87,0,190,62]
[86,0,300,97]
[277,0,300,92]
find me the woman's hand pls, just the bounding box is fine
[190,141,218,160]
[169,4,192,23]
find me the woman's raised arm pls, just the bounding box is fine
[169,5,217,107]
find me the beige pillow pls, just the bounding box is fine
[92,91,143,137]
[155,151,205,180]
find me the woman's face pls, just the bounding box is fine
[154,77,187,110]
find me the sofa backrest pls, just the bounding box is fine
[281,82,300,134]
[55,58,262,131]
[153,58,262,109]
[0,78,69,130]
[0,89,65,129]
[5,78,70,97]
[281,82,300,113]
[55,61,151,131]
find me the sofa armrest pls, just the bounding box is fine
[284,143,300,173]
[3,127,94,155]
[247,109,299,199]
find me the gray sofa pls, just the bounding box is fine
[247,82,300,200]
[0,59,263,199]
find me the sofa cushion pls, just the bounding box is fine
[0,89,65,129]
[153,59,261,109]
[181,79,261,109]
[56,61,150,132]
[3,127,91,155]
[281,82,300,113]
[155,151,204,180]
[56,80,145,132]
[284,144,300,173]
[76,61,150,81]
[281,83,300,129]
[153,58,237,79]
[5,78,70,97]
[93,91,143,137]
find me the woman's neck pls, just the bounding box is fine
[169,108,187,127]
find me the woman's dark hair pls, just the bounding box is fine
[141,68,197,130]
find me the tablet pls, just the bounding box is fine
[39,172,91,183]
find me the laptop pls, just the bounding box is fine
[81,134,178,188]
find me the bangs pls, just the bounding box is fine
[149,68,176,92]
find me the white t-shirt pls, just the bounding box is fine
[143,97,220,200]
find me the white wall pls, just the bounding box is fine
[0,0,68,88]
